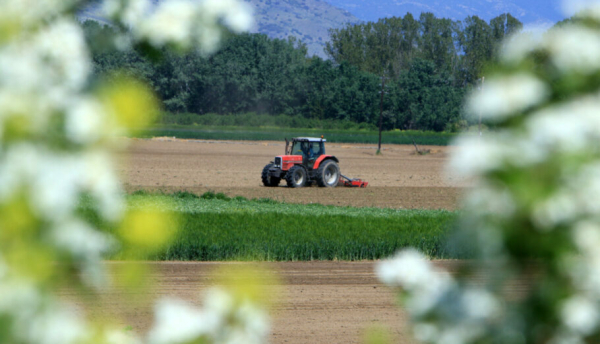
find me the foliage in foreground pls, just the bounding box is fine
[377,7,600,344]
[83,191,458,261]
[0,1,271,344]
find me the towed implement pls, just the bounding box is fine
[261,137,368,188]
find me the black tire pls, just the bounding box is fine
[316,160,340,187]
[285,165,307,188]
[261,163,281,187]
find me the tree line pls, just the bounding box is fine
[84,12,523,132]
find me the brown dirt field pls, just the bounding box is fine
[62,261,470,344]
[118,138,469,209]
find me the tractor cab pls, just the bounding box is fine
[262,137,340,188]
[287,138,325,168]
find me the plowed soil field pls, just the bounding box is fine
[103,138,474,343]
[64,261,472,344]
[118,138,469,209]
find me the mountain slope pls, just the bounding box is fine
[324,0,565,28]
[78,0,360,58]
[246,0,359,57]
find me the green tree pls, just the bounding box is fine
[459,15,493,84]
[490,13,523,56]
[392,59,464,131]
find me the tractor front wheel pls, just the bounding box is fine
[286,165,307,188]
[261,163,281,187]
[316,160,340,187]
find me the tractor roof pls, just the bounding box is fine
[293,137,326,142]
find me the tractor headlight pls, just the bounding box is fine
[274,157,282,167]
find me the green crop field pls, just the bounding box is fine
[82,191,460,261]
[136,125,459,146]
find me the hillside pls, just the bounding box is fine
[78,0,360,58]
[324,0,565,28]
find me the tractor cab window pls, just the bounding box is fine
[291,141,325,159]
[291,141,305,156]
[310,142,325,159]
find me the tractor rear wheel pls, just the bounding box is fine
[261,163,281,187]
[316,160,340,187]
[286,165,307,188]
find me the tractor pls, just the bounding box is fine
[262,137,340,188]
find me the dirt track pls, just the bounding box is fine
[64,261,470,344]
[118,138,468,209]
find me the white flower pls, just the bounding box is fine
[467,73,549,121]
[0,143,39,200]
[561,296,599,335]
[463,184,516,219]
[0,0,75,31]
[50,220,115,260]
[201,0,254,33]
[22,306,87,344]
[462,288,500,321]
[138,1,197,48]
[30,153,84,220]
[501,32,539,64]
[34,19,91,92]
[103,0,152,28]
[116,0,253,53]
[0,281,41,313]
[232,301,270,344]
[82,150,124,222]
[65,97,106,145]
[447,136,505,178]
[148,298,208,344]
[544,25,600,75]
[572,222,600,255]
[376,249,434,289]
[406,272,454,316]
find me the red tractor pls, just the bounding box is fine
[262,137,340,188]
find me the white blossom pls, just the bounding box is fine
[82,150,124,222]
[200,0,254,33]
[65,98,106,145]
[103,0,152,28]
[544,25,600,74]
[447,136,504,178]
[0,19,90,96]
[22,307,87,344]
[377,250,454,316]
[501,32,538,64]
[137,1,197,47]
[561,296,599,335]
[376,249,437,289]
[467,73,549,121]
[50,220,115,260]
[462,288,500,321]
[0,0,76,31]
[148,298,208,344]
[107,0,253,54]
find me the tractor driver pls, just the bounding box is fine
[300,142,310,159]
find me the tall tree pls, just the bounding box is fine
[460,16,493,85]
[490,13,523,56]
